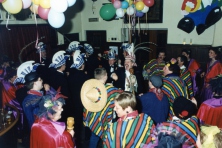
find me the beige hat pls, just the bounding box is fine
[81,79,107,112]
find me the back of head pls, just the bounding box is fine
[166,59,180,75]
[94,68,107,80]
[115,91,137,110]
[149,75,163,88]
[25,72,39,90]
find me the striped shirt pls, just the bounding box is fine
[162,75,188,120]
[143,59,165,79]
[104,113,155,148]
[83,84,122,138]
[180,67,194,98]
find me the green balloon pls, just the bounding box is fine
[99,4,116,21]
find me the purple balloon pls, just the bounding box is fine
[136,11,144,17]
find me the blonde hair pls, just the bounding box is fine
[115,91,137,110]
[200,125,222,148]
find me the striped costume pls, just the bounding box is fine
[143,59,165,80]
[103,113,155,148]
[180,67,194,98]
[156,116,199,147]
[83,84,122,138]
[162,75,188,120]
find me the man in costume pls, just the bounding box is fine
[143,50,166,80]
[103,92,155,148]
[30,90,75,148]
[112,43,143,94]
[177,55,194,99]
[162,58,190,120]
[84,43,99,78]
[67,50,89,147]
[82,68,122,148]
[103,49,118,84]
[138,75,169,124]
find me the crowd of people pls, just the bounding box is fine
[0,41,222,148]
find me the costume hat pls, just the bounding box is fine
[66,41,82,53]
[13,61,40,84]
[125,43,136,63]
[36,42,46,53]
[121,43,130,51]
[49,51,70,68]
[70,50,85,69]
[81,79,107,112]
[84,43,94,55]
[108,50,116,59]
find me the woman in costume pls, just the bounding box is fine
[182,49,200,96]
[103,92,155,148]
[30,90,75,148]
[200,47,222,103]
[197,75,222,128]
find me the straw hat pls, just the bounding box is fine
[81,79,107,112]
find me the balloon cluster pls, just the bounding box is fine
[100,0,155,21]
[0,0,76,28]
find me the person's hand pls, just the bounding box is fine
[138,93,143,96]
[200,72,205,78]
[146,69,151,73]
[111,73,118,81]
[44,84,50,91]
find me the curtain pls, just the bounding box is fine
[0,24,57,63]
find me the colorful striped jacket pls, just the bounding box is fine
[180,67,194,98]
[103,113,155,148]
[162,74,188,120]
[83,84,122,138]
[143,59,165,80]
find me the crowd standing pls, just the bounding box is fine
[0,41,222,148]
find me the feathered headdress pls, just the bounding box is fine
[70,50,85,69]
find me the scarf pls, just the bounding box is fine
[149,88,164,101]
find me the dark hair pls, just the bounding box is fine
[166,61,180,76]
[209,75,222,96]
[178,55,188,66]
[26,81,35,90]
[4,68,16,81]
[209,47,221,60]
[181,49,191,57]
[158,50,166,56]
[94,68,107,80]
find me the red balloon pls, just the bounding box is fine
[38,6,50,20]
[143,0,154,7]
[111,0,117,4]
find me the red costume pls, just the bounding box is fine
[30,117,75,148]
[205,61,222,83]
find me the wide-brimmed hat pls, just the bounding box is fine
[84,43,94,55]
[49,51,70,68]
[36,42,46,53]
[70,50,85,69]
[81,79,107,112]
[66,41,82,53]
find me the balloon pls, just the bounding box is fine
[135,1,144,11]
[38,6,50,19]
[121,1,129,9]
[141,5,149,13]
[99,4,116,21]
[22,0,31,9]
[143,0,154,7]
[0,0,6,3]
[30,4,39,14]
[111,0,116,4]
[125,0,133,6]
[2,0,22,14]
[113,1,121,9]
[67,0,76,7]
[116,8,125,18]
[50,0,68,13]
[126,6,134,15]
[48,9,65,28]
[32,0,40,5]
[136,11,144,17]
[39,0,50,9]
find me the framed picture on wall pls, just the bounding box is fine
[125,0,163,23]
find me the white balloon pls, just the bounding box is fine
[22,0,32,9]
[116,8,125,18]
[50,0,68,13]
[142,5,149,13]
[48,9,65,28]
[126,7,135,16]
[67,0,76,7]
